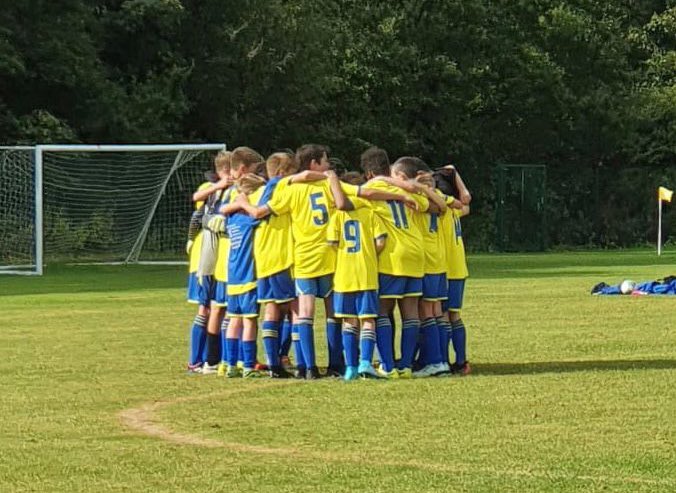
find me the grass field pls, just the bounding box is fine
[1,250,675,492]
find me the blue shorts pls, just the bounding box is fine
[187,273,215,306]
[227,289,259,318]
[211,280,228,307]
[258,269,295,304]
[378,274,422,299]
[422,273,448,301]
[444,279,466,312]
[333,290,379,319]
[295,274,333,298]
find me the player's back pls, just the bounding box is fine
[253,177,294,278]
[268,180,335,279]
[226,207,258,295]
[363,179,428,278]
[329,203,385,293]
[421,190,448,275]
[444,208,468,280]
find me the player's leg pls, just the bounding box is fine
[341,317,360,381]
[202,305,224,374]
[187,304,209,372]
[225,316,243,378]
[397,283,422,378]
[323,289,345,377]
[376,297,397,376]
[241,316,260,378]
[278,311,293,367]
[448,279,470,375]
[414,299,446,377]
[296,278,319,379]
[289,300,306,379]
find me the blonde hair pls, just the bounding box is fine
[214,150,232,173]
[340,171,365,185]
[232,146,264,173]
[266,152,298,178]
[237,173,267,196]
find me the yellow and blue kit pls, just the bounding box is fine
[421,190,451,301]
[253,176,295,304]
[225,208,260,318]
[443,204,468,311]
[362,180,429,298]
[327,198,387,318]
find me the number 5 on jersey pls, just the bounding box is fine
[310,192,329,226]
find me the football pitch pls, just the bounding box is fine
[1,251,674,492]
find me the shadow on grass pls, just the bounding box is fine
[476,359,676,376]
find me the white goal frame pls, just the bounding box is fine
[0,143,225,276]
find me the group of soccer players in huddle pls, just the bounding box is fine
[184,144,471,381]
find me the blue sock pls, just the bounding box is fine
[359,327,376,365]
[376,316,395,372]
[219,318,229,363]
[451,319,467,365]
[189,314,207,366]
[262,320,280,367]
[415,329,425,367]
[292,324,306,369]
[226,337,239,367]
[242,340,257,369]
[238,334,244,364]
[341,324,359,367]
[326,318,344,369]
[298,318,316,368]
[279,318,292,357]
[437,318,451,364]
[421,318,442,365]
[399,319,420,370]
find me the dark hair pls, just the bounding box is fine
[433,167,459,198]
[392,156,429,179]
[295,144,329,171]
[360,146,390,177]
[341,171,366,185]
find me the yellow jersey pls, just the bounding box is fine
[327,198,388,292]
[213,187,235,283]
[445,207,468,279]
[253,177,294,278]
[189,181,214,274]
[267,179,359,279]
[362,180,429,278]
[422,189,450,275]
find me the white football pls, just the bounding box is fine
[620,280,636,294]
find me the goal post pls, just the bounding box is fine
[0,143,226,275]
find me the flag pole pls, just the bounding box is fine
[658,196,662,256]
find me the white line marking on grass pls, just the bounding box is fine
[118,384,676,488]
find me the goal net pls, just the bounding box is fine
[0,144,225,275]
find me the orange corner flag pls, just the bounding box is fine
[659,186,673,203]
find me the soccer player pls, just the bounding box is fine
[360,149,446,378]
[187,150,232,374]
[412,171,461,377]
[201,146,263,374]
[435,165,472,375]
[328,174,388,380]
[252,152,299,378]
[220,172,268,378]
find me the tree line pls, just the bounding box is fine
[1,1,674,249]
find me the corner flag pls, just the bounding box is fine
[657,186,673,256]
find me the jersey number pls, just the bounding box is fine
[453,215,462,242]
[387,200,409,229]
[344,220,361,253]
[310,192,329,226]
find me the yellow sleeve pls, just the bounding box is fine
[413,193,429,212]
[194,181,212,209]
[372,212,388,240]
[444,193,455,206]
[267,183,293,215]
[326,211,341,244]
[340,182,360,197]
[349,196,372,210]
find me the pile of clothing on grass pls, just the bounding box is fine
[591,276,676,295]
